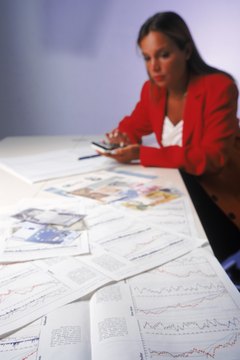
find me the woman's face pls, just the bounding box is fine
[139,31,190,91]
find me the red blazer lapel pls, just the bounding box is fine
[183,76,204,145]
[151,86,167,146]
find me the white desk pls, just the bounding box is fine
[1,136,240,359]
[0,135,205,238]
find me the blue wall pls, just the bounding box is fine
[0,0,239,138]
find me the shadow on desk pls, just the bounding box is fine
[180,171,240,263]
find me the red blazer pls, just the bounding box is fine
[118,73,240,227]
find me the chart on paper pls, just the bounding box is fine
[84,205,205,280]
[90,249,240,360]
[0,257,110,336]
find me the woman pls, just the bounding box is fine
[100,12,240,261]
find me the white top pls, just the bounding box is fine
[161,116,183,147]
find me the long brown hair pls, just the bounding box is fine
[137,11,231,77]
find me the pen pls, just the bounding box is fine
[78,154,101,160]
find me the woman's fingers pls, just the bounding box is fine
[106,129,130,146]
[101,144,140,163]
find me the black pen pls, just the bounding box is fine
[78,154,101,160]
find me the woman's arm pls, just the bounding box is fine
[117,81,154,143]
[104,75,239,174]
[140,76,239,175]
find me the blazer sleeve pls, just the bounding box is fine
[140,76,239,175]
[118,81,154,143]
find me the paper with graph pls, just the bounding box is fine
[0,249,239,359]
[83,204,205,280]
[0,256,110,337]
[90,248,240,359]
[0,302,91,360]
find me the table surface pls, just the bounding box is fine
[0,135,206,238]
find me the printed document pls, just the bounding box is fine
[83,204,206,280]
[0,256,110,336]
[0,147,114,183]
[1,249,240,359]
[0,302,91,360]
[90,248,240,359]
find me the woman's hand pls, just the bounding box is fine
[102,144,140,164]
[106,129,130,147]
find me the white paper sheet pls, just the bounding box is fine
[37,301,91,360]
[1,250,239,359]
[0,147,115,183]
[83,205,206,280]
[0,318,42,359]
[90,248,240,360]
[0,302,91,360]
[0,256,110,337]
[136,196,200,237]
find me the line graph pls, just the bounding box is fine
[126,240,184,262]
[123,250,240,360]
[0,265,38,287]
[0,336,39,352]
[86,209,125,230]
[166,255,209,266]
[149,264,217,279]
[103,227,186,262]
[132,281,225,297]
[0,256,110,337]
[0,280,59,304]
[148,332,240,358]
[141,316,240,335]
[101,226,152,245]
[0,285,67,322]
[135,290,229,315]
[0,318,41,360]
